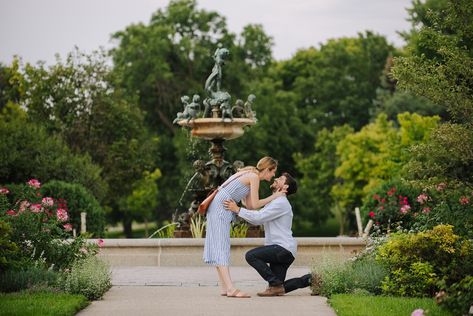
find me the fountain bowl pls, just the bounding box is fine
[178,118,256,140]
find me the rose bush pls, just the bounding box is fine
[0,179,99,271]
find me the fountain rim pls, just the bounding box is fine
[177,117,256,140]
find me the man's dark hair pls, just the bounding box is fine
[282,172,297,196]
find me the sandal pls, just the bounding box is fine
[227,288,251,298]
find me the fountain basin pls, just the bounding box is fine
[178,118,256,140]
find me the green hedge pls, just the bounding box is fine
[41,181,106,237]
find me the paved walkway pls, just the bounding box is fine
[77,266,337,316]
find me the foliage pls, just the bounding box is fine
[0,267,59,293]
[361,179,421,235]
[7,50,159,237]
[41,181,106,237]
[61,256,111,300]
[190,214,206,238]
[393,0,473,190]
[0,219,19,271]
[277,32,394,132]
[0,111,106,201]
[329,294,453,316]
[0,291,89,316]
[230,221,248,238]
[437,276,473,316]
[311,255,386,297]
[294,125,353,233]
[0,180,99,271]
[376,225,473,299]
[148,221,178,239]
[410,183,473,238]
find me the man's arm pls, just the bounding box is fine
[224,198,287,225]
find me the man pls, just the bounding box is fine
[223,172,311,297]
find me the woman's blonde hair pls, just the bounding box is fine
[238,156,278,173]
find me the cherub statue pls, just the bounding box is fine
[244,94,256,120]
[191,159,209,191]
[173,95,190,124]
[186,94,201,122]
[233,160,245,172]
[173,94,201,123]
[220,94,233,121]
[232,99,245,118]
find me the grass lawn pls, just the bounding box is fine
[0,291,89,316]
[329,294,453,316]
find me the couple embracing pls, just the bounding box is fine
[203,157,312,298]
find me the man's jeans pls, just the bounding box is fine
[246,244,311,293]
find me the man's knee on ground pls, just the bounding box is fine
[245,250,255,264]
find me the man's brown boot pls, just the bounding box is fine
[257,285,285,297]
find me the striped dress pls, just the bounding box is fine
[203,173,250,266]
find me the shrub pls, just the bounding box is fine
[311,255,387,297]
[0,266,59,293]
[41,180,106,237]
[410,183,473,238]
[377,225,473,299]
[436,276,473,316]
[361,179,420,235]
[61,256,111,300]
[0,180,99,271]
[0,219,19,270]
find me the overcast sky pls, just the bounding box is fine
[0,0,413,65]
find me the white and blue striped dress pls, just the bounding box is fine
[203,173,250,266]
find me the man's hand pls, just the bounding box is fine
[223,199,240,213]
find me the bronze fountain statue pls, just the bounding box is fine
[173,47,257,237]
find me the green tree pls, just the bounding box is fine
[294,125,353,234]
[6,50,158,237]
[0,112,106,199]
[124,169,161,237]
[110,0,275,221]
[392,0,473,187]
[276,32,394,133]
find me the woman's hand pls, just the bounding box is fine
[224,199,240,213]
[272,186,288,198]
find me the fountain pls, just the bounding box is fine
[172,47,257,237]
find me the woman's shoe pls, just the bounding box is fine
[227,288,251,298]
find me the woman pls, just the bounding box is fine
[203,156,285,298]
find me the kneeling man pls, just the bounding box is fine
[224,172,311,296]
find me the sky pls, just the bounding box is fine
[0,0,413,65]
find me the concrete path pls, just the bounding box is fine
[77,266,337,316]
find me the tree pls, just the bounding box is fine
[392,0,473,187]
[124,169,162,237]
[110,0,275,221]
[276,32,394,133]
[6,50,158,237]
[293,125,353,234]
[0,109,106,199]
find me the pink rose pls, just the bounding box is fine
[459,196,470,205]
[6,210,17,216]
[63,224,73,232]
[422,207,431,214]
[0,188,9,194]
[42,197,54,206]
[400,205,411,214]
[56,208,69,222]
[416,193,429,204]
[27,179,41,189]
[436,183,446,192]
[30,203,43,213]
[98,239,105,247]
[411,309,424,316]
[19,200,30,212]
